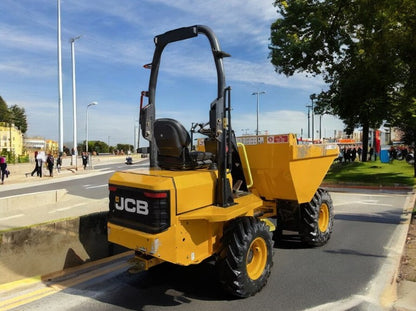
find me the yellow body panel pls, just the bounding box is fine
[109,169,217,214]
[108,216,223,266]
[108,133,337,267]
[178,194,260,222]
[108,168,237,266]
[237,134,338,203]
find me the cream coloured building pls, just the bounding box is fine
[0,122,24,156]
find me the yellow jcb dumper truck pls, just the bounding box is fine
[107,25,339,298]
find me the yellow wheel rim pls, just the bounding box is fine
[318,203,330,232]
[246,237,267,280]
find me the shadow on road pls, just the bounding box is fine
[63,260,232,309]
[335,208,406,225]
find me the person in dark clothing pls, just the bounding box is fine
[351,147,357,162]
[31,151,39,176]
[369,147,374,161]
[0,156,8,185]
[82,152,89,170]
[46,153,54,177]
[36,151,44,177]
[357,147,362,161]
[56,154,62,173]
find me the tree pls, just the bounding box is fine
[116,144,134,154]
[0,96,28,134]
[390,0,416,165]
[80,140,110,154]
[9,105,28,133]
[269,0,407,161]
[0,96,10,123]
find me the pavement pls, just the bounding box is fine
[0,154,147,230]
[0,154,137,188]
[0,154,415,310]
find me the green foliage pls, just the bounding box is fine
[0,150,16,164]
[0,96,10,123]
[269,0,415,162]
[116,144,134,153]
[0,96,28,133]
[79,140,111,154]
[324,160,415,187]
[9,105,28,133]
[18,154,29,163]
[90,140,109,154]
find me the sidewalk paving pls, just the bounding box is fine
[0,154,148,231]
[0,154,135,189]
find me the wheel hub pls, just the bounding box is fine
[318,203,330,232]
[246,237,267,280]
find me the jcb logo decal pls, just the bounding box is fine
[115,196,149,215]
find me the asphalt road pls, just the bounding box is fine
[0,161,149,200]
[1,188,411,311]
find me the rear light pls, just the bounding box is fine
[144,191,168,199]
[109,185,117,192]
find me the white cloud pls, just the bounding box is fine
[0,61,56,78]
[0,0,346,146]
[0,24,56,52]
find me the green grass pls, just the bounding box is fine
[324,160,416,187]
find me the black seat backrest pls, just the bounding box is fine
[154,118,213,170]
[154,118,190,169]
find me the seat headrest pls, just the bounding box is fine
[154,118,190,157]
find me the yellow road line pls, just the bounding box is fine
[0,261,130,311]
[0,287,56,311]
[0,276,42,292]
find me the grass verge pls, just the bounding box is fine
[324,160,416,187]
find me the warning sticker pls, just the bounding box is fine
[267,135,289,144]
[237,136,264,145]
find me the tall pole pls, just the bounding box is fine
[252,91,265,138]
[86,107,89,153]
[311,99,314,142]
[57,0,63,153]
[306,105,312,138]
[70,36,81,169]
[86,102,98,153]
[310,94,316,143]
[319,114,322,140]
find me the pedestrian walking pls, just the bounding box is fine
[0,156,9,185]
[56,153,62,173]
[357,147,362,161]
[369,147,374,161]
[82,152,88,170]
[36,151,46,177]
[46,153,54,177]
[30,151,40,176]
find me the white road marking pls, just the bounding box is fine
[48,203,85,213]
[0,214,24,221]
[335,200,393,207]
[85,184,107,189]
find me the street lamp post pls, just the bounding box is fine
[310,94,316,143]
[306,105,312,139]
[252,91,265,139]
[57,0,63,153]
[70,35,81,169]
[86,101,98,153]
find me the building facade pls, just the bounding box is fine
[0,122,24,156]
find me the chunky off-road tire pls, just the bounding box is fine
[300,188,334,247]
[216,217,273,298]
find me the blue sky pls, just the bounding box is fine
[0,0,345,148]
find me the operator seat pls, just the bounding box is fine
[154,118,213,170]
